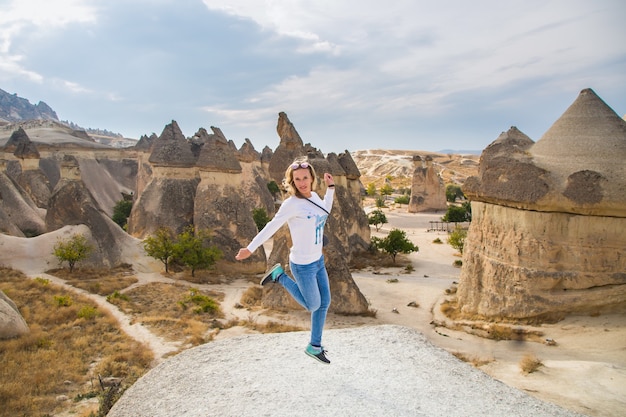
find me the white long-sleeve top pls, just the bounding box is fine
[247,189,334,265]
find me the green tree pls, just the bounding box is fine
[368,209,388,231]
[375,196,386,208]
[252,207,270,231]
[53,233,93,273]
[448,225,467,254]
[371,228,418,263]
[445,184,464,202]
[442,205,470,222]
[366,183,377,196]
[174,227,222,277]
[267,181,280,198]
[462,201,472,222]
[112,199,133,229]
[380,183,394,196]
[143,227,177,273]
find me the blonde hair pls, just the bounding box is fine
[284,158,317,198]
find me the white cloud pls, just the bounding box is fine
[0,0,97,81]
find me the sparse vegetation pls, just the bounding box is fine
[50,264,138,295]
[451,352,494,367]
[174,226,222,277]
[448,225,467,254]
[0,268,152,417]
[371,228,418,263]
[252,207,271,231]
[53,233,93,272]
[380,183,394,196]
[143,227,177,273]
[112,198,133,229]
[445,184,464,202]
[267,181,280,198]
[520,354,543,374]
[368,209,388,231]
[106,281,224,346]
[144,226,222,276]
[394,194,410,205]
[442,205,469,223]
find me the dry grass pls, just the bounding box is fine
[239,285,264,307]
[439,299,546,342]
[451,352,494,367]
[49,264,138,296]
[0,268,153,417]
[520,353,543,374]
[107,282,224,347]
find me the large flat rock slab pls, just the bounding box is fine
[108,325,584,417]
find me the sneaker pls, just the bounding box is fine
[305,344,330,364]
[260,263,283,286]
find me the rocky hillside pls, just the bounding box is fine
[351,149,480,189]
[0,88,57,123]
[0,89,136,148]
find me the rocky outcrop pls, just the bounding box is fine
[0,88,58,123]
[3,128,52,209]
[193,127,264,267]
[459,89,626,320]
[45,156,128,267]
[0,291,29,339]
[0,170,46,236]
[128,122,199,237]
[408,155,447,212]
[268,112,305,183]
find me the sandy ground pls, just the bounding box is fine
[6,212,625,417]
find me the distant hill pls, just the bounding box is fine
[351,149,479,189]
[0,88,136,148]
[0,88,57,122]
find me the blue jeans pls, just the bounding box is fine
[277,256,331,347]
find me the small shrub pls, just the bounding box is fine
[453,259,463,267]
[181,288,219,314]
[404,264,414,273]
[520,354,543,374]
[394,195,410,205]
[34,277,50,285]
[77,305,98,320]
[432,238,443,244]
[107,290,130,302]
[54,294,73,307]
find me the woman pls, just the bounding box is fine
[235,158,335,364]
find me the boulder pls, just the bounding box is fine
[0,291,29,339]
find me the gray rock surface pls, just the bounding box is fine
[107,325,584,417]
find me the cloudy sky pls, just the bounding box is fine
[1,0,624,153]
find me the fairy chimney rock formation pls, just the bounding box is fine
[128,121,199,237]
[268,112,305,183]
[193,127,263,267]
[8,127,40,167]
[408,155,447,212]
[459,88,626,320]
